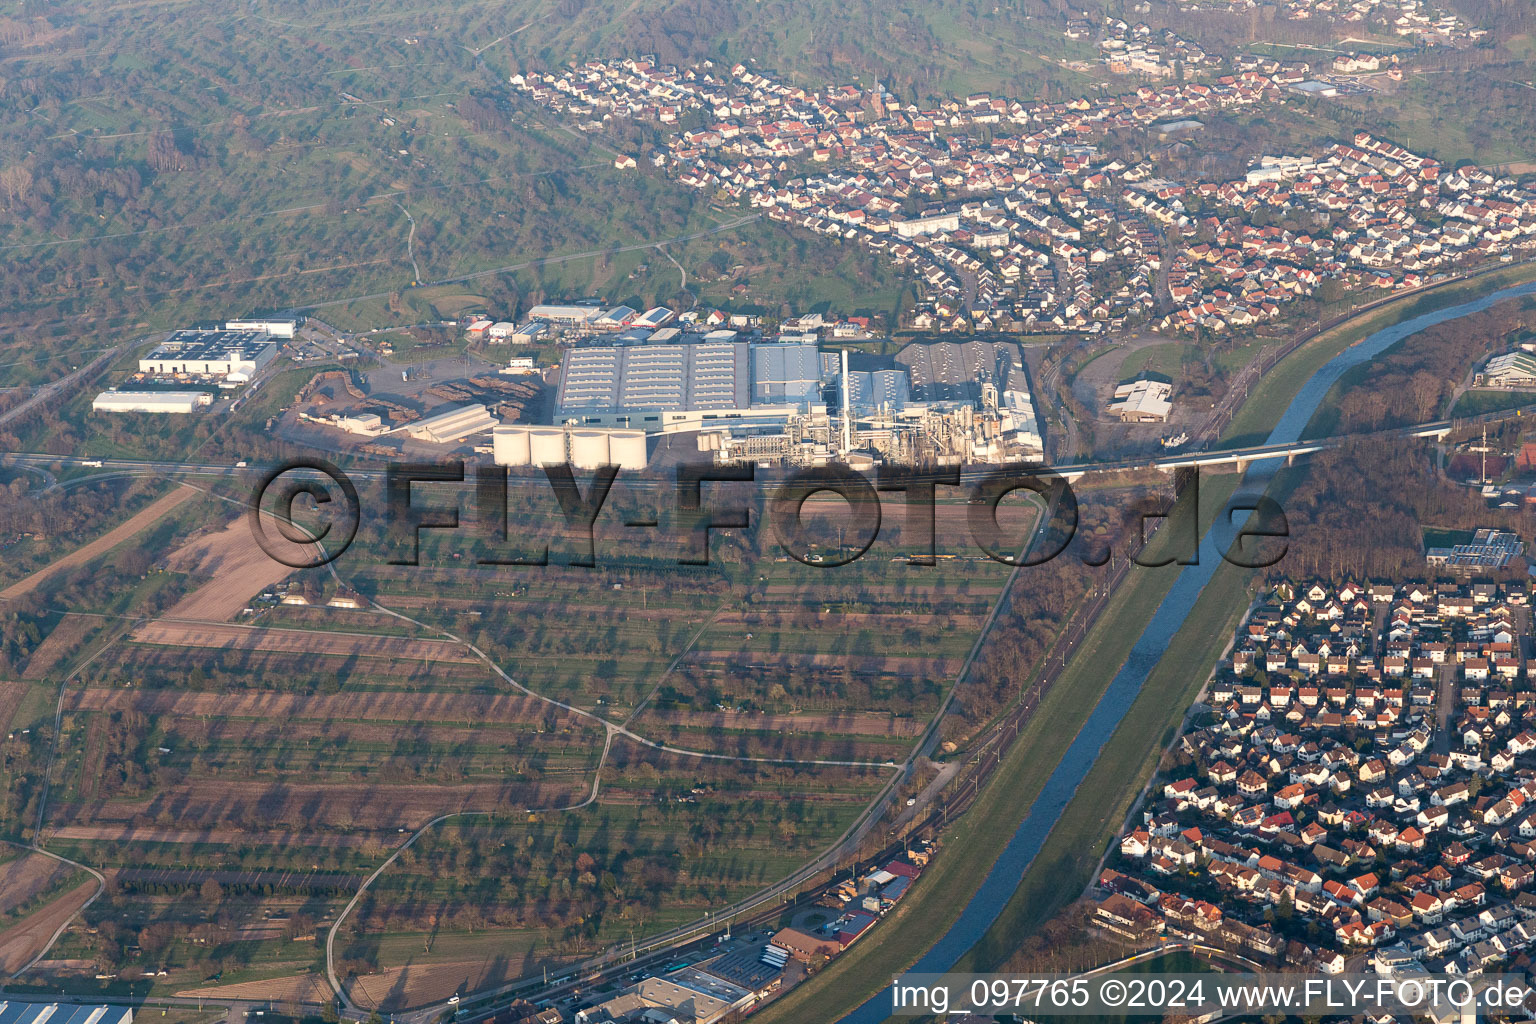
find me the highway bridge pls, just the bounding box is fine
[1051,403,1532,481]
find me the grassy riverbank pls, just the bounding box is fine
[1222,260,1536,448]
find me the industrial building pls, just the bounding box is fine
[0,1003,132,1024]
[398,403,499,444]
[701,340,1042,467]
[547,330,1044,467]
[752,342,824,406]
[1109,377,1174,423]
[1426,528,1525,572]
[632,306,676,329]
[1477,351,1536,388]
[896,340,1020,404]
[92,390,213,414]
[556,340,754,427]
[524,304,604,324]
[845,369,910,414]
[573,969,757,1024]
[594,305,640,328]
[224,318,296,338]
[138,329,279,381]
[511,321,549,344]
[334,412,389,435]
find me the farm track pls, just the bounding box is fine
[0,484,198,601]
[129,620,479,663]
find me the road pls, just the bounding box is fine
[1152,223,1174,314]
[0,346,121,429]
[325,810,492,1016]
[1435,663,1456,755]
[395,202,422,284]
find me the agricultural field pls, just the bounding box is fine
[3,466,1118,1001]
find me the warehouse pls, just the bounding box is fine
[896,340,1020,403]
[1109,377,1173,422]
[511,321,549,344]
[524,304,604,324]
[138,329,278,379]
[632,306,676,329]
[556,340,753,423]
[752,342,824,406]
[398,403,499,444]
[0,1002,132,1024]
[93,390,213,414]
[594,305,640,328]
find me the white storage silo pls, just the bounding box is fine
[568,429,610,470]
[529,428,568,466]
[492,425,531,467]
[608,430,648,471]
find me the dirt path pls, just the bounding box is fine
[66,687,581,725]
[0,879,96,974]
[638,708,926,737]
[130,620,479,663]
[45,824,387,849]
[175,973,334,1003]
[0,484,199,601]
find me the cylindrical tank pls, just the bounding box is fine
[529,428,567,466]
[568,429,610,470]
[492,425,531,467]
[608,430,648,471]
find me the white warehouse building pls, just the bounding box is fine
[398,403,500,444]
[93,390,213,414]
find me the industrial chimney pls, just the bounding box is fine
[841,348,853,455]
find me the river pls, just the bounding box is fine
[838,275,1536,1024]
